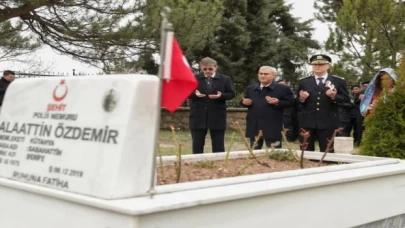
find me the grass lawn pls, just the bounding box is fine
[158,129,303,156]
[158,129,360,156]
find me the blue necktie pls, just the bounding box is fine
[317,78,325,89]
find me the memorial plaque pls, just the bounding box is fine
[0,75,159,199]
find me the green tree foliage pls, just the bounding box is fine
[115,0,224,74]
[189,0,250,92]
[359,58,405,158]
[314,0,359,82]
[314,0,343,23]
[0,20,39,61]
[315,0,405,82]
[330,62,361,85]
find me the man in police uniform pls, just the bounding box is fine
[296,54,350,152]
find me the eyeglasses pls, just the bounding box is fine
[311,64,328,66]
[259,73,271,75]
[202,68,214,71]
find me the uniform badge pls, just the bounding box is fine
[325,80,335,90]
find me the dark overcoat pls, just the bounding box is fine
[241,82,294,140]
[296,74,350,129]
[0,78,11,106]
[189,72,235,130]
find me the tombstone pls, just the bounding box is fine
[0,75,159,199]
[334,136,354,154]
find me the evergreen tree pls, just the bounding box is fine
[314,0,405,82]
[314,0,343,23]
[113,0,224,74]
[0,21,40,61]
[1,0,150,70]
[360,59,405,158]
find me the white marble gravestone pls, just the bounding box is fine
[334,136,354,154]
[0,75,159,199]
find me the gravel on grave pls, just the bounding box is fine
[156,157,331,185]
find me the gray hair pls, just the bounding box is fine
[200,57,217,66]
[259,66,277,75]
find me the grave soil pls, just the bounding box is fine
[156,157,331,185]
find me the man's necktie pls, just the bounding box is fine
[317,78,325,89]
[206,76,212,91]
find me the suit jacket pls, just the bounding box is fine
[351,93,363,118]
[189,72,235,130]
[296,74,350,129]
[241,82,294,140]
[338,98,354,123]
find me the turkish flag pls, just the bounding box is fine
[161,32,198,112]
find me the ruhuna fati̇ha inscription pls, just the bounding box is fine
[0,75,159,199]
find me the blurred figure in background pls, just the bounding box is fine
[350,85,364,146]
[337,96,353,137]
[277,78,299,142]
[361,81,369,91]
[360,68,397,117]
[0,70,15,113]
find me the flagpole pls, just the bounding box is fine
[148,6,172,198]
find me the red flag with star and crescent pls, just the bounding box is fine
[161,32,197,112]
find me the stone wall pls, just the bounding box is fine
[160,107,247,130]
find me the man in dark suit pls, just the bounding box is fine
[277,78,299,142]
[350,85,364,146]
[188,57,235,154]
[241,66,294,149]
[296,54,350,152]
[337,97,354,136]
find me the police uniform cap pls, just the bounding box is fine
[309,54,332,65]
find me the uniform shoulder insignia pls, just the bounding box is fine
[299,75,312,80]
[332,75,345,80]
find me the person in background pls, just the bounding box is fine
[337,96,353,137]
[277,78,299,142]
[296,54,350,152]
[276,78,286,85]
[241,66,294,149]
[350,85,364,146]
[360,68,397,117]
[188,57,235,154]
[0,70,15,113]
[361,81,370,91]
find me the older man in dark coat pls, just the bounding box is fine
[241,66,294,149]
[188,57,235,154]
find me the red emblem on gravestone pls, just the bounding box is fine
[53,80,68,102]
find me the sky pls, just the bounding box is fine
[0,0,329,75]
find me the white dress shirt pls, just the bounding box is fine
[315,74,328,85]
